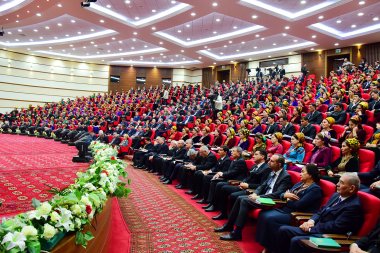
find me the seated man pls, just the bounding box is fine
[349,221,380,253]
[74,132,95,161]
[214,154,291,241]
[277,172,364,253]
[300,117,316,139]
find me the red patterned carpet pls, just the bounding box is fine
[0,134,88,217]
[118,163,262,253]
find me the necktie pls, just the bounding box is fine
[250,165,258,172]
[265,173,276,194]
[332,197,342,206]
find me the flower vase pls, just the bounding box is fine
[40,231,66,251]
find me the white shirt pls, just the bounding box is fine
[266,169,283,194]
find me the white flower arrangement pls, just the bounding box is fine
[0,141,131,252]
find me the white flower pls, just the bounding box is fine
[70,204,82,216]
[55,208,74,232]
[1,231,27,251]
[21,225,38,237]
[81,196,91,206]
[43,224,57,239]
[50,211,61,223]
[39,202,52,216]
[83,183,96,191]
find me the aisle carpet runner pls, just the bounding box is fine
[119,165,243,253]
[0,134,87,217]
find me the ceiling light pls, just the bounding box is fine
[293,39,298,42]
[373,17,379,21]
[334,43,339,46]
[229,40,232,43]
[186,24,191,28]
[359,1,365,5]
[213,31,217,34]
[285,26,290,29]
[268,56,271,58]
[106,4,111,8]
[132,38,136,41]
[357,12,364,16]
[186,38,190,41]
[282,33,287,36]
[45,26,50,30]
[255,34,260,37]
[251,15,258,19]
[181,50,184,52]
[135,17,140,20]
[336,19,342,23]
[198,56,202,59]
[177,30,182,33]
[300,0,306,4]
[235,50,239,52]
[224,45,227,47]
[351,24,356,28]
[212,2,218,6]
[36,13,42,17]
[152,27,156,30]
[312,35,316,38]
[57,23,62,27]
[310,48,315,50]
[318,15,324,19]
[159,41,163,44]
[171,0,176,3]
[133,32,138,35]
[213,62,216,64]
[33,29,38,32]
[125,0,130,3]
[273,43,276,45]
[254,46,257,49]
[220,52,224,55]
[204,46,208,48]
[57,3,62,7]
[100,19,105,23]
[191,12,196,16]
[261,38,265,40]
[71,20,76,23]
[216,18,221,22]
[233,26,237,29]
[17,29,22,32]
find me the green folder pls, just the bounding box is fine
[309,237,341,248]
[257,197,276,205]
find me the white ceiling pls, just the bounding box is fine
[0,0,379,68]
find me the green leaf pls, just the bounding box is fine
[32,198,41,208]
[84,231,94,241]
[75,231,85,247]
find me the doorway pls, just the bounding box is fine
[326,53,350,74]
[217,70,230,83]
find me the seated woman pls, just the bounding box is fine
[256,164,323,252]
[253,133,266,152]
[198,126,211,145]
[117,134,130,158]
[284,133,306,172]
[267,132,284,158]
[191,127,201,144]
[167,126,180,142]
[320,117,337,139]
[339,115,366,146]
[366,122,380,148]
[181,127,191,141]
[323,138,360,183]
[238,128,250,151]
[353,101,368,125]
[212,129,224,147]
[224,128,238,149]
[308,133,332,167]
[290,108,301,125]
[250,116,263,134]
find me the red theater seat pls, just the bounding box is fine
[358,149,375,173]
[356,191,380,236]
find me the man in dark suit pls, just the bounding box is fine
[209,149,270,220]
[183,145,218,195]
[264,114,279,135]
[306,104,323,125]
[327,102,347,125]
[144,137,169,172]
[279,116,295,137]
[370,90,380,111]
[277,173,363,253]
[350,221,380,253]
[214,154,291,241]
[300,117,316,139]
[192,146,232,202]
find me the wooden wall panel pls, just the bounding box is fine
[108,66,173,93]
[202,68,213,88]
[302,52,325,79]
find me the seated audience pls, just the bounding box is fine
[284,133,306,172]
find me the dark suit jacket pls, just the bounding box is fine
[281,182,322,213]
[195,152,218,171]
[330,111,347,125]
[306,111,323,124]
[243,163,271,189]
[281,123,295,136]
[211,156,232,173]
[300,124,316,139]
[310,193,363,234]
[255,169,292,199]
[222,157,248,180]
[173,147,187,160]
[264,123,279,135]
[356,221,380,252]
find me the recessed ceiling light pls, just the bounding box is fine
[251,15,258,19]
[213,62,216,64]
[204,46,208,48]
[224,45,227,47]
[229,40,233,43]
[212,2,218,7]
[33,29,38,32]
[125,0,130,3]
[213,31,217,34]
[220,52,224,55]
[186,38,191,41]
[241,41,245,44]
[90,29,95,32]
[198,56,202,59]
[186,24,191,28]
[178,30,182,33]
[334,43,339,46]
[359,1,365,5]
[284,26,290,29]
[233,26,238,29]
[132,38,136,41]
[336,19,342,23]
[216,18,221,22]
[152,27,156,30]
[255,34,260,37]
[133,32,138,35]
[17,29,22,32]
[160,53,164,55]
[91,41,95,44]
[254,46,257,49]
[159,41,163,44]
[112,37,116,40]
[100,19,105,23]
[152,9,156,13]
[373,17,379,21]
[310,48,315,50]
[318,15,324,19]
[357,12,364,16]
[171,0,176,3]
[45,26,50,30]
[191,12,196,16]
[273,43,276,46]
[181,50,184,52]
[106,4,111,8]
[236,50,239,52]
[312,35,316,38]
[36,13,41,17]
[135,17,140,20]
[293,39,298,42]
[71,20,76,23]
[268,56,271,58]
[261,38,265,40]
[351,24,357,28]
[57,23,62,27]
[57,3,62,7]
[300,0,306,4]
[282,33,287,36]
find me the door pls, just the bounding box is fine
[217,70,230,83]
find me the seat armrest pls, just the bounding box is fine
[291,212,313,217]
[323,234,361,240]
